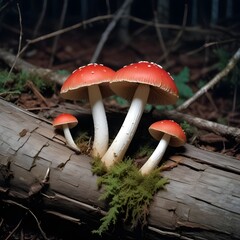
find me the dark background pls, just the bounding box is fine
[0,0,240,239]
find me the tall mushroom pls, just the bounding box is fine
[53,113,80,152]
[60,63,115,158]
[140,120,186,175]
[101,61,179,169]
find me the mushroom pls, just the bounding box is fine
[101,61,179,169]
[52,113,80,152]
[140,120,186,175]
[60,63,115,158]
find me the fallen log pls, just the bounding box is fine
[0,98,240,240]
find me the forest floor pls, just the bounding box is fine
[0,22,240,239]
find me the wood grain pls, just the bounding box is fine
[0,98,239,239]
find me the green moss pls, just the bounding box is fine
[133,144,154,159]
[91,157,107,177]
[91,158,168,235]
[0,69,54,94]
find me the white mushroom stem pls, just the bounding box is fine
[140,133,171,175]
[88,85,109,158]
[62,124,80,152]
[101,84,150,169]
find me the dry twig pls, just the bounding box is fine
[158,3,188,62]
[49,0,68,67]
[6,14,233,60]
[2,199,49,240]
[33,0,48,38]
[153,10,167,59]
[26,80,49,107]
[154,109,240,142]
[0,48,67,85]
[8,3,22,77]
[90,0,134,62]
[177,48,240,111]
[5,217,24,240]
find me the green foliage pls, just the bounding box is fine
[180,121,196,139]
[91,158,107,177]
[172,67,193,100]
[112,95,129,107]
[56,69,70,76]
[155,67,193,111]
[92,159,168,235]
[133,144,154,159]
[0,69,54,94]
[214,48,230,71]
[0,70,12,92]
[214,48,240,87]
[197,79,207,89]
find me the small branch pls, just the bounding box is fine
[49,0,68,67]
[8,3,23,77]
[177,48,240,111]
[0,48,67,85]
[4,13,235,61]
[0,0,11,13]
[171,3,188,47]
[90,0,134,62]
[26,80,50,107]
[153,10,167,59]
[33,0,48,38]
[186,38,238,56]
[5,217,24,240]
[24,15,113,50]
[157,3,188,62]
[154,109,240,142]
[2,199,49,240]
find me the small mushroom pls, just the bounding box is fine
[140,120,186,175]
[52,113,80,152]
[101,61,179,169]
[60,63,115,158]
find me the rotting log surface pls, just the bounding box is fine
[0,98,240,240]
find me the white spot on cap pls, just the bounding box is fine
[139,61,149,64]
[167,72,174,80]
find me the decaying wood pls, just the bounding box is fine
[155,109,240,142]
[0,98,240,239]
[1,47,239,143]
[0,48,67,85]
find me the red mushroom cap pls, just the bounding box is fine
[149,120,186,147]
[60,63,115,100]
[110,61,178,105]
[52,113,78,129]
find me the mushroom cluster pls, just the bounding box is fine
[101,61,179,169]
[60,63,115,158]
[53,61,187,175]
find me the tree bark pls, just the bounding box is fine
[0,98,240,240]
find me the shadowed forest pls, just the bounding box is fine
[0,0,240,239]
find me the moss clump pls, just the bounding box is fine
[91,158,168,235]
[91,157,107,176]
